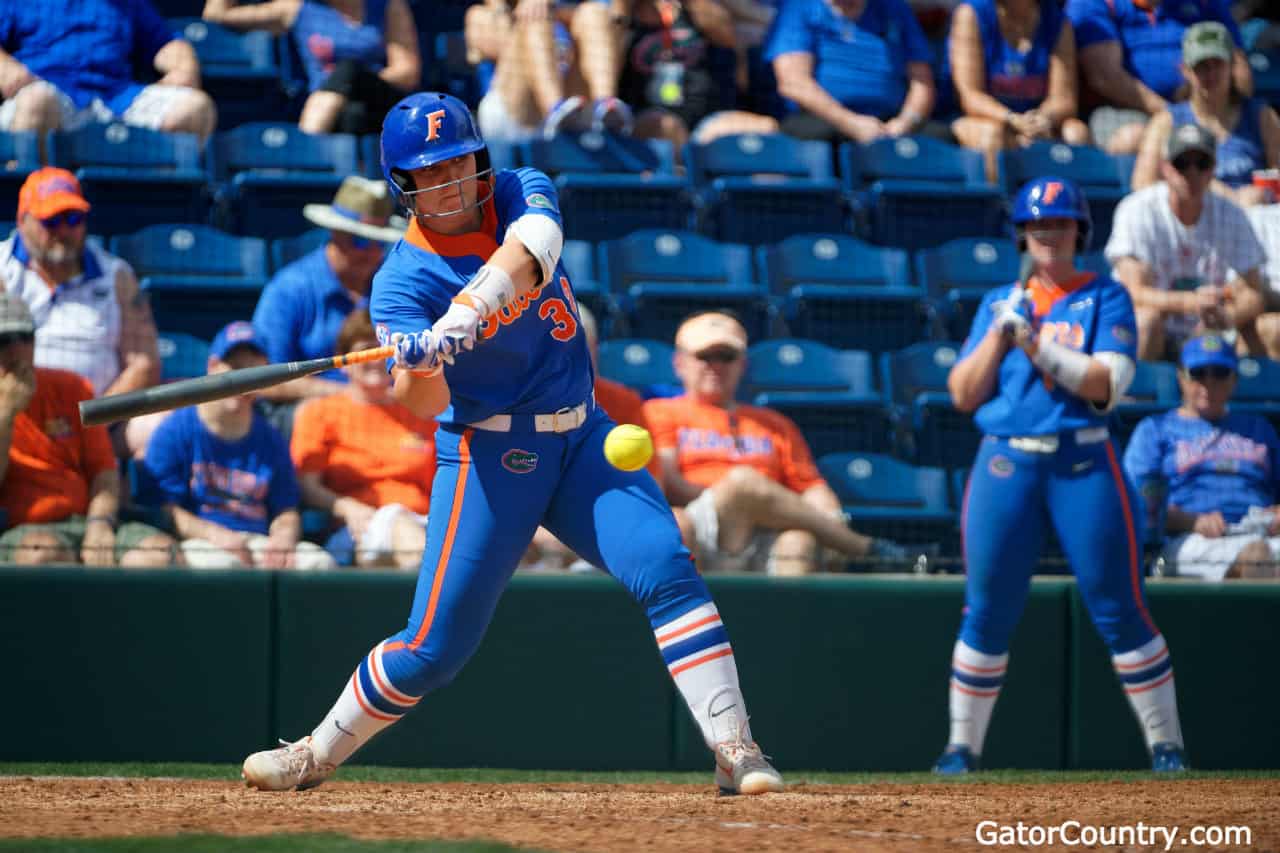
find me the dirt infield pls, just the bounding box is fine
[1,776,1276,851]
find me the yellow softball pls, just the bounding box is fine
[603,424,654,472]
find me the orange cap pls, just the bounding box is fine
[17,167,91,221]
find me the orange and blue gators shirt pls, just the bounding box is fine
[370,167,593,426]
[961,272,1138,437]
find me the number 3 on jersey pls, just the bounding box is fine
[478,274,579,342]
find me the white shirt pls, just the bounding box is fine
[1105,183,1266,337]
[1246,203,1280,298]
[0,233,125,395]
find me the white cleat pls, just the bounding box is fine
[242,736,335,792]
[714,736,786,795]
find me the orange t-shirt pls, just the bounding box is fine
[595,377,661,478]
[290,394,438,514]
[0,368,116,525]
[642,395,824,494]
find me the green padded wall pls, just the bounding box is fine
[0,567,273,762]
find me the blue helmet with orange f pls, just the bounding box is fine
[380,92,492,218]
[1012,175,1092,251]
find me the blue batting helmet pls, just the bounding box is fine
[380,92,490,215]
[1011,176,1092,250]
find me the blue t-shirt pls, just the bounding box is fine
[1169,98,1268,188]
[144,406,301,535]
[370,168,594,426]
[1066,0,1240,101]
[763,0,932,119]
[961,271,1138,436]
[292,0,387,93]
[967,0,1065,114]
[0,0,177,109]
[252,246,361,382]
[1123,408,1280,523]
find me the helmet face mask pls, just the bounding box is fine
[381,92,492,219]
[393,156,495,219]
[1012,176,1091,253]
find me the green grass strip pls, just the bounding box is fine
[1,763,1277,785]
[0,836,546,853]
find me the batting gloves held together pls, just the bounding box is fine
[391,330,444,375]
[431,300,484,359]
[996,289,1036,344]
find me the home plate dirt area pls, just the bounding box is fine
[1,776,1277,851]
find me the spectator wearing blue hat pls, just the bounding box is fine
[142,321,337,571]
[1123,333,1280,580]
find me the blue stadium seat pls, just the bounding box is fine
[839,137,1005,250]
[880,342,980,468]
[156,331,211,383]
[685,134,845,244]
[0,131,39,221]
[1110,359,1179,445]
[597,338,678,393]
[747,339,890,458]
[560,238,616,336]
[270,228,329,272]
[621,283,774,344]
[914,237,1019,339]
[208,124,359,237]
[1077,250,1113,278]
[1234,356,1280,432]
[171,18,288,128]
[111,224,268,284]
[47,123,209,235]
[599,230,755,291]
[759,233,912,292]
[142,278,264,342]
[519,134,694,241]
[783,286,930,355]
[817,451,958,553]
[1249,50,1280,110]
[433,30,482,106]
[1000,143,1132,247]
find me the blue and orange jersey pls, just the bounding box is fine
[1123,409,1280,524]
[961,271,1137,436]
[370,167,594,426]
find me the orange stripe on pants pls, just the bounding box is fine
[1104,442,1157,635]
[409,428,473,651]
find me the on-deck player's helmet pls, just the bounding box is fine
[1011,175,1092,251]
[380,92,492,217]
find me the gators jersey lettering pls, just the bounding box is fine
[370,168,593,425]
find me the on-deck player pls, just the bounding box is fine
[240,92,785,796]
[933,176,1190,774]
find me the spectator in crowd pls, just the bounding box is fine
[949,0,1089,182]
[616,0,781,150]
[643,310,922,575]
[0,0,216,139]
[1067,0,1250,155]
[466,0,633,142]
[1131,22,1280,207]
[1246,202,1280,358]
[252,176,403,408]
[143,322,336,570]
[1,169,160,399]
[765,0,936,145]
[0,295,176,567]
[291,309,434,569]
[203,0,420,135]
[1124,334,1280,579]
[1106,123,1267,361]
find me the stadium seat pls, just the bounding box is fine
[0,131,40,221]
[621,283,775,344]
[156,330,211,383]
[270,228,329,272]
[817,451,958,553]
[171,18,288,128]
[560,238,616,336]
[142,278,264,342]
[597,338,678,393]
[759,233,912,292]
[47,123,210,235]
[839,137,1005,250]
[111,224,268,285]
[782,286,930,355]
[599,230,755,291]
[1249,50,1280,110]
[684,134,846,244]
[208,124,359,237]
[880,342,980,468]
[1110,359,1178,445]
[1233,356,1280,432]
[999,143,1133,247]
[914,237,1019,339]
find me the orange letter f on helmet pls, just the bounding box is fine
[425,109,446,142]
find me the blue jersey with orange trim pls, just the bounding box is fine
[962,272,1137,436]
[370,168,594,425]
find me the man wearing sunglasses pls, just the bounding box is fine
[1124,334,1280,579]
[643,311,919,575]
[1107,122,1267,361]
[1,168,160,400]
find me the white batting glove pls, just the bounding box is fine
[390,330,443,375]
[996,290,1035,343]
[432,300,484,359]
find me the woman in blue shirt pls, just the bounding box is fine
[203,0,421,134]
[949,0,1089,182]
[1131,21,1280,206]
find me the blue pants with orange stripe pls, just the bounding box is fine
[959,434,1159,656]
[372,406,708,701]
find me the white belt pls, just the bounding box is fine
[1007,426,1109,454]
[468,400,590,433]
